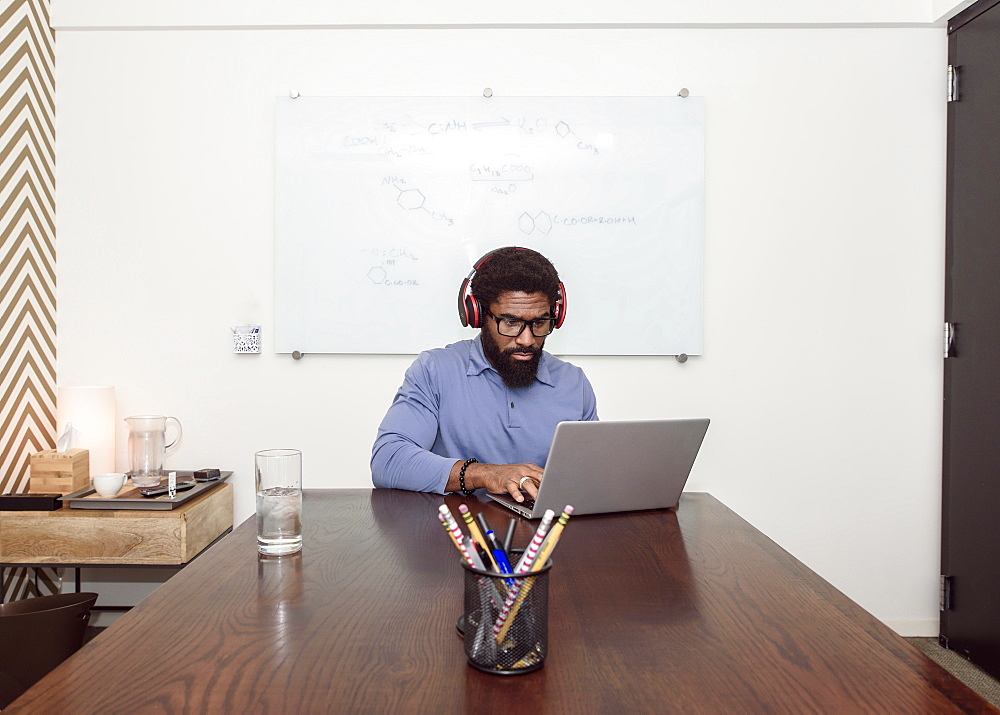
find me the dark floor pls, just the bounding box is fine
[906,637,1000,708]
[83,626,104,645]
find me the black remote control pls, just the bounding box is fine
[139,481,197,497]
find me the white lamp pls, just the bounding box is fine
[56,386,116,475]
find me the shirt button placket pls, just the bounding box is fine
[507,392,520,428]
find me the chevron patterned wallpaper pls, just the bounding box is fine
[0,0,57,600]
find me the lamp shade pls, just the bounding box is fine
[56,386,116,475]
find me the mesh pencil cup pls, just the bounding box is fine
[460,552,552,675]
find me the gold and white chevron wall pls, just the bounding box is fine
[0,0,56,600]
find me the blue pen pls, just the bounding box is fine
[485,530,515,585]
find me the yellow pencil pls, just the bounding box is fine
[496,505,573,644]
[459,503,499,571]
[530,505,574,573]
[438,512,466,562]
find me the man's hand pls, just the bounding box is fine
[448,461,543,502]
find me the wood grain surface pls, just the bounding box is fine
[0,484,232,565]
[6,490,994,713]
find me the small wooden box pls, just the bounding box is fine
[29,449,90,494]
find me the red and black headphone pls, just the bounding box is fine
[457,247,567,329]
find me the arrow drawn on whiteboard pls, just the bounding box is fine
[472,117,511,130]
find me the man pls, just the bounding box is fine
[371,247,598,502]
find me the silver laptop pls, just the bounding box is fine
[488,418,710,518]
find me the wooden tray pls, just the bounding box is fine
[61,471,233,510]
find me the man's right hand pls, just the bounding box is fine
[448,460,543,503]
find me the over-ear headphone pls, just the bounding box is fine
[457,247,567,329]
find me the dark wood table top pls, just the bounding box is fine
[8,490,994,713]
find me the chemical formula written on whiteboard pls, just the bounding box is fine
[468,163,534,181]
[381,176,455,227]
[364,247,420,288]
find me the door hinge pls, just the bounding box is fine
[948,64,959,102]
[940,575,953,611]
[944,322,955,358]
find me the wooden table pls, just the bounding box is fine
[0,484,233,602]
[6,489,994,712]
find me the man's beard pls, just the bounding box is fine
[482,329,543,389]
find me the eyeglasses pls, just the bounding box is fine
[487,311,557,337]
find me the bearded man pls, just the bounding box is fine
[370,247,598,502]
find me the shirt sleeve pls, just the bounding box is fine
[370,353,456,493]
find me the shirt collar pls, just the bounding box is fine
[469,334,554,387]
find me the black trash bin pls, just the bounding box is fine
[0,592,98,709]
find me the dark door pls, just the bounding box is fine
[941,0,1000,677]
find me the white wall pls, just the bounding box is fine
[53,4,950,634]
[933,0,978,24]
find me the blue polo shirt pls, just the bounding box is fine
[371,335,598,493]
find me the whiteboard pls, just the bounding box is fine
[274,96,704,355]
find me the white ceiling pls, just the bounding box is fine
[50,0,978,30]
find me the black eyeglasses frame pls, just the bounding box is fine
[486,310,557,338]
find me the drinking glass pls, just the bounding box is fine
[255,449,302,555]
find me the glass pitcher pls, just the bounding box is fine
[125,415,182,487]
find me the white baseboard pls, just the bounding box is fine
[881,618,939,637]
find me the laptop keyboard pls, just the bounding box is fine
[521,493,535,509]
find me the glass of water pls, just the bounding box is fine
[255,449,303,555]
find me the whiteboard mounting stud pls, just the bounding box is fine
[289,89,301,99]
[483,88,493,98]
[677,88,689,98]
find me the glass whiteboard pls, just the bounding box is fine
[275,95,704,355]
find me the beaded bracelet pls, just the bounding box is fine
[458,458,478,496]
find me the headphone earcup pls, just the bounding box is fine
[458,253,496,328]
[457,276,473,327]
[464,295,484,329]
[554,281,567,329]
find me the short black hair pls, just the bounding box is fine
[471,247,561,312]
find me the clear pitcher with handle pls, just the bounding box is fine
[125,415,182,487]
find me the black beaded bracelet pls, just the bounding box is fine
[458,458,478,496]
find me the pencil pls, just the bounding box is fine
[515,509,554,572]
[496,505,574,643]
[437,512,474,567]
[531,505,574,573]
[491,515,551,641]
[440,512,498,610]
[459,504,499,572]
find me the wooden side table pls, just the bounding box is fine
[0,484,233,603]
